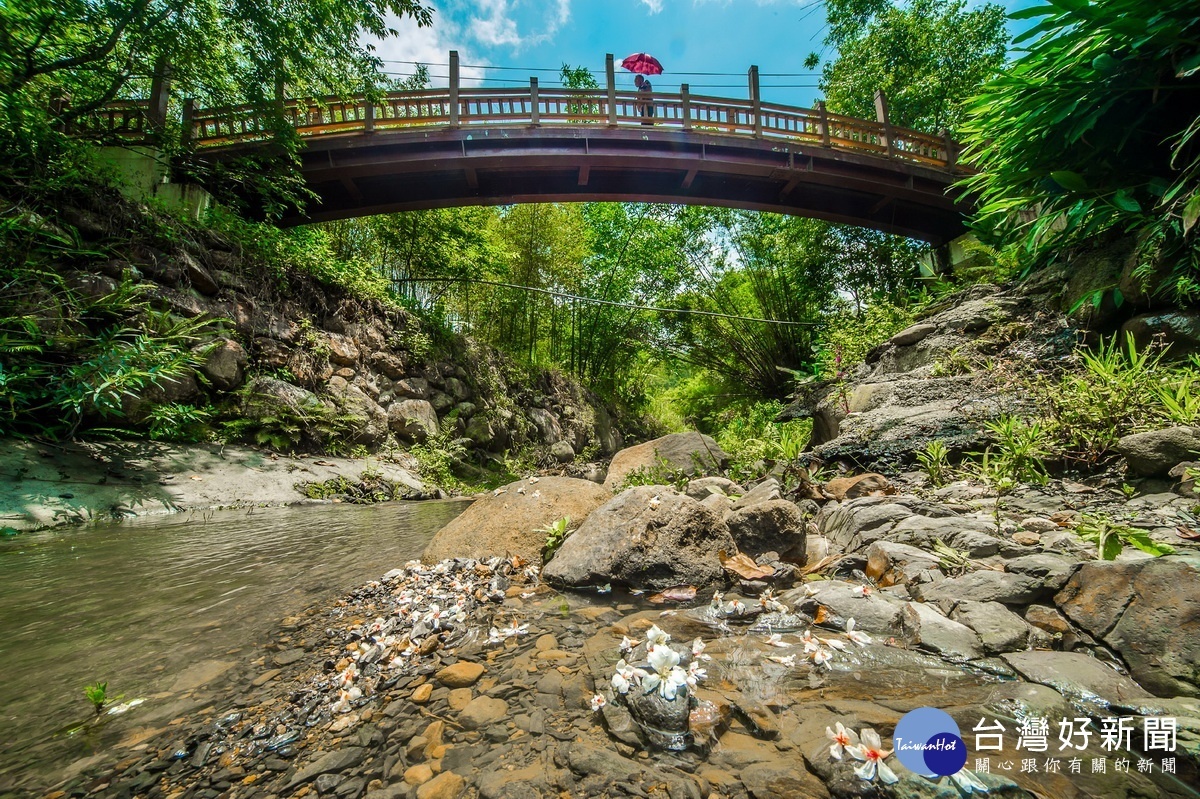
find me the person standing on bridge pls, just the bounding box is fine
[635,74,655,125]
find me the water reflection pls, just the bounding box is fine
[0,500,467,791]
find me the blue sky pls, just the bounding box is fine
[372,0,1041,106]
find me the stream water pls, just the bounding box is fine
[0,500,468,794]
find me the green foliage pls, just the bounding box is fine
[968,416,1051,493]
[1075,514,1175,561]
[813,0,1008,133]
[539,516,574,564]
[619,455,693,492]
[916,440,951,487]
[0,243,211,439]
[958,0,1200,304]
[409,432,469,492]
[817,299,916,379]
[296,471,418,503]
[1040,333,1194,464]
[83,682,108,715]
[711,400,811,485]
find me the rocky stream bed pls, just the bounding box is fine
[34,455,1200,799]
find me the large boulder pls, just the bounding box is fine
[329,383,389,446]
[389,399,439,443]
[603,433,729,490]
[1115,426,1200,478]
[1121,310,1200,360]
[542,486,734,590]
[724,500,806,563]
[195,337,248,391]
[422,477,611,564]
[1055,556,1200,697]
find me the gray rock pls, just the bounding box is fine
[916,570,1048,611]
[1055,556,1200,696]
[731,478,782,510]
[951,600,1030,655]
[528,408,562,444]
[603,432,730,490]
[550,440,575,464]
[864,540,943,588]
[1116,426,1200,477]
[326,333,360,366]
[1003,553,1079,591]
[623,678,690,750]
[429,390,456,414]
[285,747,366,789]
[817,499,917,551]
[783,580,906,633]
[542,487,734,591]
[178,251,220,295]
[443,377,471,401]
[907,601,984,660]
[888,514,1006,558]
[195,337,247,391]
[389,399,439,443]
[1122,310,1200,360]
[725,500,806,563]
[331,383,389,446]
[889,322,938,347]
[394,377,430,400]
[685,476,743,500]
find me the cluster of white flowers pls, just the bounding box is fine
[607,625,708,702]
[827,723,898,783]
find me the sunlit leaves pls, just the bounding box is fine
[957,0,1200,302]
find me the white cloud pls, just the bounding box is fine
[368,12,488,87]
[641,0,665,13]
[464,0,572,52]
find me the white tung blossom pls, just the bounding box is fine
[641,645,689,700]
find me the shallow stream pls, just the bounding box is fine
[0,500,467,794]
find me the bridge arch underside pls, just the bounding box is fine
[224,127,971,244]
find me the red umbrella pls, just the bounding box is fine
[621,53,664,75]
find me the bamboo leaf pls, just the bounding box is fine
[1051,170,1089,192]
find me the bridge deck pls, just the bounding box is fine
[70,82,972,242]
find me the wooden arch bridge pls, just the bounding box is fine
[72,53,973,243]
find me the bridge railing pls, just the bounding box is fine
[172,87,957,169]
[65,51,960,171]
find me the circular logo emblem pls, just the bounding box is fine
[893,707,968,777]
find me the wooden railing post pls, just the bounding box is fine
[449,50,460,127]
[817,101,830,147]
[148,55,171,135]
[180,98,196,147]
[530,77,539,126]
[940,128,956,170]
[364,96,375,133]
[605,54,617,126]
[748,65,762,138]
[874,89,895,157]
[680,84,691,131]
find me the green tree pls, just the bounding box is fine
[958,0,1200,303]
[1,0,433,118]
[809,0,1007,133]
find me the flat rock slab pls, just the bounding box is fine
[0,439,428,532]
[168,659,235,692]
[1002,651,1152,708]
